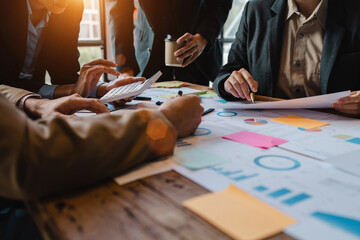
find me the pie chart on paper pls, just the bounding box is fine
[244,118,268,126]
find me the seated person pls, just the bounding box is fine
[0,0,141,99]
[0,84,203,239]
[213,0,360,116]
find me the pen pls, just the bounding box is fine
[134,96,152,101]
[181,90,208,96]
[201,108,215,116]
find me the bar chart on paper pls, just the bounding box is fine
[173,146,360,240]
[211,167,259,182]
[311,211,360,238]
[253,185,312,206]
[207,155,303,186]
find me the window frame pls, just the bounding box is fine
[78,0,107,60]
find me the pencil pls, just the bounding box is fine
[250,92,255,103]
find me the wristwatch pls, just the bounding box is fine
[18,93,42,111]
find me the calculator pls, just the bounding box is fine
[100,71,162,103]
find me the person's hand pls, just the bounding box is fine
[119,67,135,77]
[333,91,360,116]
[158,95,204,138]
[115,54,135,77]
[96,76,145,98]
[174,33,207,67]
[24,94,109,118]
[73,59,121,97]
[97,76,146,106]
[224,68,258,101]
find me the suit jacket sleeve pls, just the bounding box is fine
[197,0,232,50]
[43,0,83,85]
[213,1,250,101]
[108,0,140,74]
[0,85,33,105]
[0,95,177,200]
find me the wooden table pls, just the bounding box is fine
[28,171,294,240]
[28,83,295,240]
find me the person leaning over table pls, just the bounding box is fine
[213,0,360,116]
[0,84,203,239]
[107,0,232,86]
[0,0,143,100]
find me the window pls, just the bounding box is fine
[78,0,106,68]
[222,0,248,64]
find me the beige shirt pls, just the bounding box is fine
[276,0,328,99]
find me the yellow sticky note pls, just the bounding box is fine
[161,94,177,99]
[183,185,296,240]
[270,115,329,129]
[152,81,187,88]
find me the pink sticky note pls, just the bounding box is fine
[222,131,288,149]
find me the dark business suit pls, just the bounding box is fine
[213,0,360,100]
[108,0,232,86]
[0,0,83,93]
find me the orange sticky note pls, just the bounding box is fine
[270,115,329,129]
[183,185,296,240]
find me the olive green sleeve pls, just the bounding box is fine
[0,84,34,105]
[0,94,176,200]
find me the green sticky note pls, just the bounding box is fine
[174,147,227,170]
[152,81,186,88]
[333,134,353,140]
[200,92,218,98]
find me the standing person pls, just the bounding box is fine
[108,0,232,86]
[0,0,143,99]
[213,0,360,116]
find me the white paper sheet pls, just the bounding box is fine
[104,88,360,240]
[221,91,350,109]
[324,149,360,177]
[114,159,176,185]
[196,108,360,160]
[173,147,360,240]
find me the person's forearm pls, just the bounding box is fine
[108,0,139,73]
[22,97,45,118]
[0,99,176,200]
[53,84,75,99]
[0,85,33,105]
[197,0,232,47]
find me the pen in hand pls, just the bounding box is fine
[250,92,255,103]
[202,108,215,116]
[156,90,186,106]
